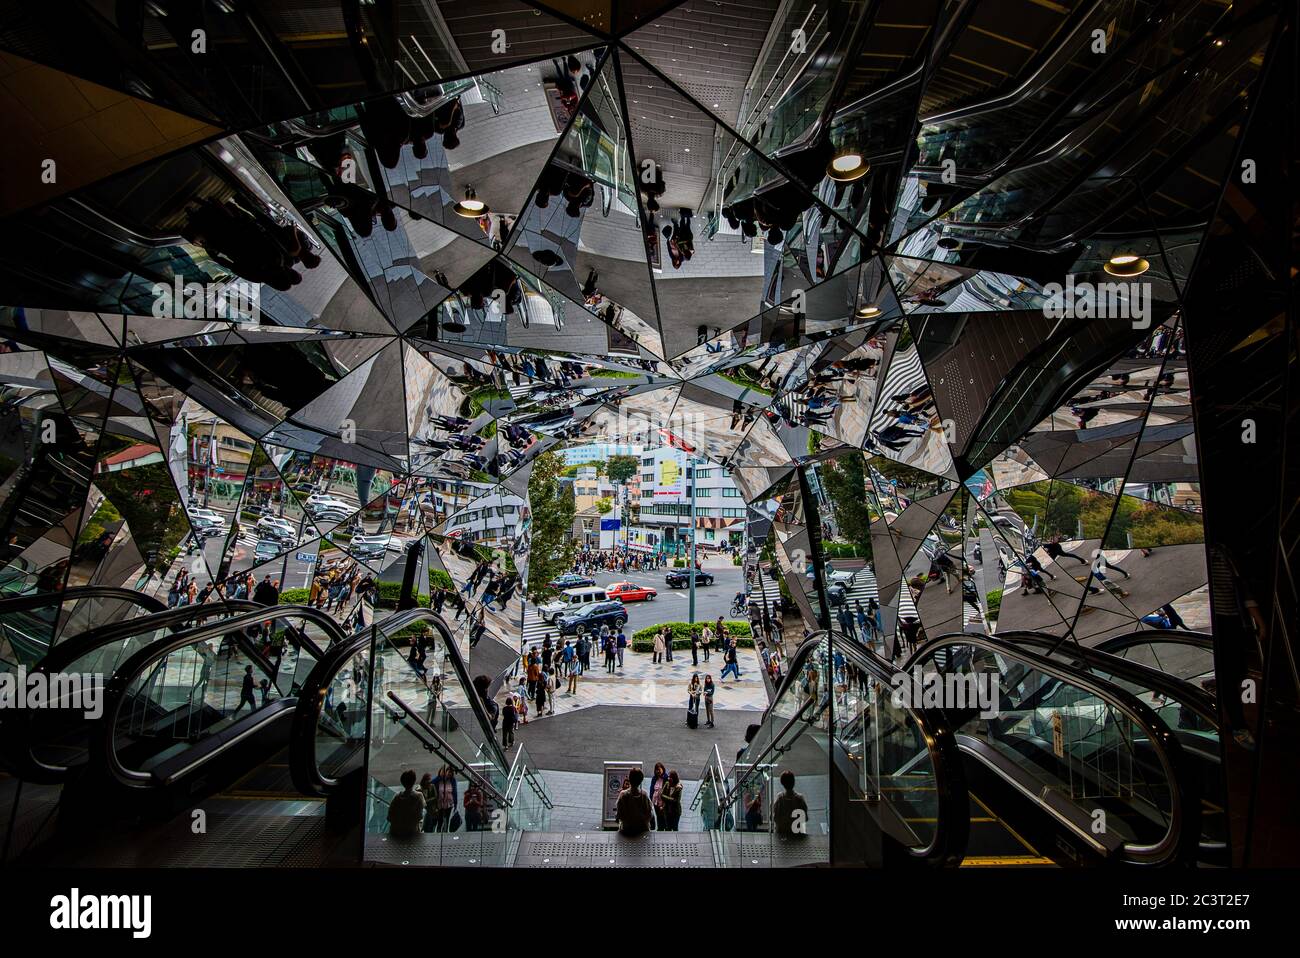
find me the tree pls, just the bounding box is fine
[595,497,614,515]
[819,453,873,558]
[526,449,576,601]
[606,454,638,485]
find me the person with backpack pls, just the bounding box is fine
[615,768,653,836]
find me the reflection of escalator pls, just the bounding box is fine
[289,608,554,862]
[0,586,165,672]
[703,629,1204,867]
[0,600,261,782]
[82,607,342,800]
[699,632,969,867]
[905,635,1203,867]
[999,629,1225,864]
[290,607,506,798]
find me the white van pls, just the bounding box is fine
[539,586,609,623]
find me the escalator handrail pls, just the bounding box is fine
[374,608,511,770]
[904,632,1202,866]
[288,607,508,797]
[724,629,970,866]
[0,600,265,781]
[1092,629,1214,659]
[95,605,346,787]
[0,586,165,630]
[995,630,1218,730]
[385,691,510,806]
[31,599,264,680]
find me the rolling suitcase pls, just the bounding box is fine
[686,706,699,729]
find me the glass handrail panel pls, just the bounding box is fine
[914,639,1184,857]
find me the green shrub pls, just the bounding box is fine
[672,558,685,567]
[429,569,453,591]
[279,588,310,605]
[630,620,752,652]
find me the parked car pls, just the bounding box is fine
[256,516,297,542]
[549,573,596,590]
[539,586,609,623]
[606,581,657,602]
[555,600,628,636]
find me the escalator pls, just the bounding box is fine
[0,586,165,672]
[904,634,1203,867]
[696,630,970,868]
[998,629,1225,864]
[289,607,553,864]
[699,629,1204,867]
[0,599,261,781]
[79,606,345,806]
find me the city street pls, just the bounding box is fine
[519,559,745,647]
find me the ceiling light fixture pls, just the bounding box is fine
[453,185,488,218]
[827,151,869,182]
[856,304,882,319]
[1103,253,1150,277]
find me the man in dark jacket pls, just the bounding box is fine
[616,768,653,836]
[253,575,279,606]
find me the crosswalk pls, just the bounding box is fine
[867,344,928,435]
[751,566,782,616]
[826,563,982,632]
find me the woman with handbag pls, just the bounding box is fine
[661,771,684,831]
[419,771,439,833]
[433,765,459,832]
[686,674,702,729]
[648,762,668,830]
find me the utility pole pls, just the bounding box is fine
[203,417,218,508]
[688,454,698,625]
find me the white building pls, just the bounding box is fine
[638,447,746,553]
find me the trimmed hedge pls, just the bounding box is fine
[630,620,752,653]
[279,583,430,610]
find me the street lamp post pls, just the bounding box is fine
[688,454,698,625]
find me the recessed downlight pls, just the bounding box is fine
[827,152,869,182]
[454,185,489,218]
[856,304,882,319]
[1104,253,1150,277]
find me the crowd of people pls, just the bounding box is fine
[168,567,281,608]
[571,547,669,575]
